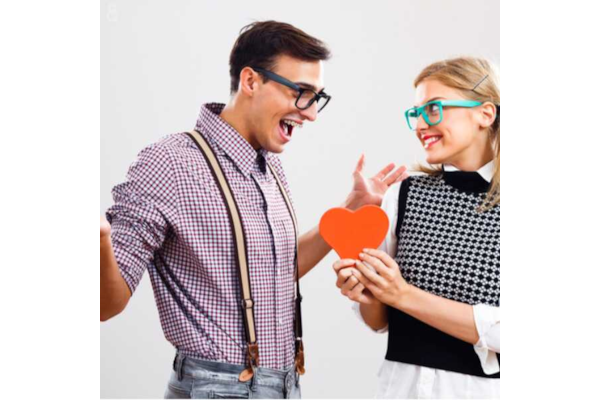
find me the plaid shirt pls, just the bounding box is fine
[106,103,297,370]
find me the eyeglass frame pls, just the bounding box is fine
[252,67,331,113]
[404,100,483,130]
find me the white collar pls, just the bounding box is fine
[443,161,495,183]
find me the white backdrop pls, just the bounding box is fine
[100,0,499,398]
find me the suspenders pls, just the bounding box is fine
[185,131,305,380]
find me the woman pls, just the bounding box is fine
[333,57,500,398]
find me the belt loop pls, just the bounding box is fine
[283,369,294,399]
[175,353,186,381]
[249,365,258,392]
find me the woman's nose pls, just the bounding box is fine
[416,114,430,130]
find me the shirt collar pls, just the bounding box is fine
[194,103,270,177]
[443,160,495,183]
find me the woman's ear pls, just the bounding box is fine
[478,102,498,130]
[239,67,259,97]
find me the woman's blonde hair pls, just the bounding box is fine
[414,56,500,211]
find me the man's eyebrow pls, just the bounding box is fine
[295,82,319,92]
[415,96,445,107]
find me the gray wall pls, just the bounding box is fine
[100,0,499,397]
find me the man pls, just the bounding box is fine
[100,20,407,399]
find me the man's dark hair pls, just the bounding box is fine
[229,20,331,93]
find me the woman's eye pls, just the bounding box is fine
[428,104,440,115]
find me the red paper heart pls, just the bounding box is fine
[319,205,389,260]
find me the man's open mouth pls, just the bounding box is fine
[279,119,302,139]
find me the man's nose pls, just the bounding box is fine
[299,102,318,122]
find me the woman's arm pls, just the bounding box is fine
[359,300,388,331]
[354,248,480,345]
[333,259,388,331]
[392,283,479,344]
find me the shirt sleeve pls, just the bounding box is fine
[105,142,179,295]
[350,181,403,333]
[380,181,402,258]
[473,304,501,374]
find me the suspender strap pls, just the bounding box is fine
[185,130,304,379]
[266,162,305,375]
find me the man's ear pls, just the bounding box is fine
[239,67,259,97]
[478,102,497,130]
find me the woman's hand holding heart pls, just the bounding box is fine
[352,248,412,309]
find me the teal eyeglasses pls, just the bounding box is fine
[404,100,482,130]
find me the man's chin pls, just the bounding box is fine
[268,145,285,154]
[263,138,286,154]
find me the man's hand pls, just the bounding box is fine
[344,155,408,210]
[332,259,380,305]
[101,215,111,240]
[100,214,131,321]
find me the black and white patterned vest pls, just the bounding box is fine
[386,171,500,378]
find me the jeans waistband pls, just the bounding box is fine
[173,352,298,390]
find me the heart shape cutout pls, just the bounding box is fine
[319,205,389,260]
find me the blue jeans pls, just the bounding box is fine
[164,353,301,399]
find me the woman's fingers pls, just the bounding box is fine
[341,276,376,305]
[341,275,360,296]
[336,267,354,289]
[333,259,356,274]
[382,165,407,186]
[395,171,410,183]
[355,260,387,287]
[344,267,378,301]
[354,154,365,174]
[364,248,397,269]
[347,281,365,301]
[358,252,393,280]
[374,162,396,181]
[338,268,375,305]
[356,288,377,305]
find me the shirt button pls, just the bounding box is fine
[279,318,283,325]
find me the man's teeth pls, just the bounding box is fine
[424,137,441,148]
[283,120,302,129]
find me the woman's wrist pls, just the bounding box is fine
[341,194,360,211]
[390,282,414,311]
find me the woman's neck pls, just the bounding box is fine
[446,139,495,172]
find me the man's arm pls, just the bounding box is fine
[297,195,368,278]
[297,225,332,278]
[100,217,131,321]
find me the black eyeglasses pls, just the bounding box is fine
[253,67,331,113]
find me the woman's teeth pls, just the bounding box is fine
[423,136,441,149]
